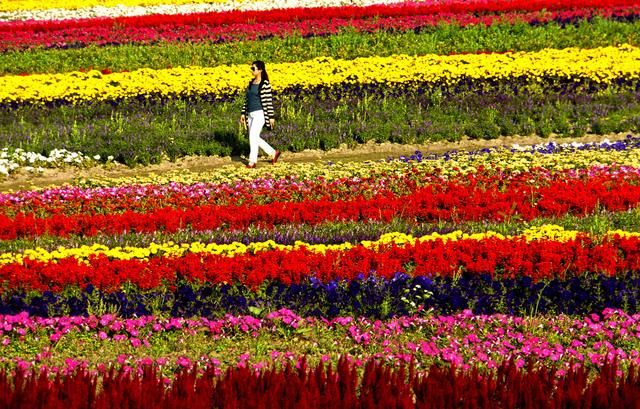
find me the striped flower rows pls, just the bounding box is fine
[3,229,640,292]
[1,0,620,20]
[1,225,636,265]
[2,0,640,403]
[3,1,637,51]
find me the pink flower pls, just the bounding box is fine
[65,358,80,371]
[130,338,141,347]
[176,357,191,367]
[98,331,108,340]
[99,314,114,326]
[589,353,602,364]
[16,360,31,371]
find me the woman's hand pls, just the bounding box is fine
[240,114,247,130]
[269,118,275,129]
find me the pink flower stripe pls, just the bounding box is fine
[0,173,421,217]
[1,309,639,373]
[0,169,639,239]
[1,233,639,290]
[0,2,637,53]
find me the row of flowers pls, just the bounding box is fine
[2,169,639,238]
[6,7,637,52]
[0,148,110,179]
[1,309,640,373]
[3,164,639,217]
[0,356,636,408]
[2,270,639,317]
[1,0,626,21]
[2,45,638,105]
[3,232,640,291]
[0,226,636,265]
[0,3,640,51]
[3,135,640,212]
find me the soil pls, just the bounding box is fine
[0,132,632,192]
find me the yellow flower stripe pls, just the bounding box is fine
[0,0,239,12]
[1,45,638,106]
[76,140,640,189]
[0,226,635,265]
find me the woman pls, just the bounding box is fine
[240,60,280,168]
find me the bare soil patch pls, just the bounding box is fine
[0,132,632,192]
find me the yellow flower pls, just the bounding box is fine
[2,46,638,105]
[1,225,637,265]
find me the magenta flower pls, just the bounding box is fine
[176,357,191,367]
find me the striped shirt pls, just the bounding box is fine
[242,79,275,129]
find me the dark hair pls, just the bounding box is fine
[251,60,269,85]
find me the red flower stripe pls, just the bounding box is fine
[2,169,638,218]
[3,0,635,32]
[0,3,637,52]
[0,173,639,240]
[2,234,639,291]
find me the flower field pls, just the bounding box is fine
[2,0,640,407]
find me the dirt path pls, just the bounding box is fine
[0,132,632,192]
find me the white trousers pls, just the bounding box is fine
[248,110,275,164]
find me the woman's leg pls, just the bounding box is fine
[248,111,275,164]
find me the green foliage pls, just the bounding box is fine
[1,81,638,166]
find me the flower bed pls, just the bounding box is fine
[1,356,637,408]
[2,45,639,106]
[2,0,640,405]
[2,3,637,51]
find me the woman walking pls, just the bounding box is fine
[240,60,280,168]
